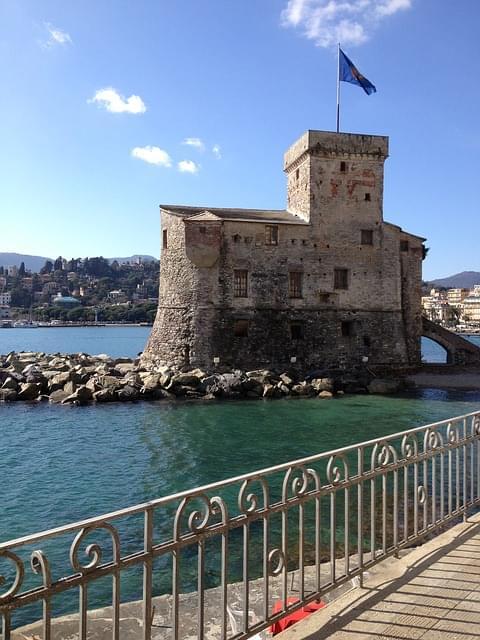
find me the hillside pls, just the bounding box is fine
[429,271,480,289]
[0,252,158,271]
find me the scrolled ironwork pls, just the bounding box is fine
[238,476,269,514]
[0,550,24,601]
[447,422,460,444]
[418,485,427,505]
[282,464,312,500]
[371,441,398,470]
[401,433,418,459]
[70,522,120,574]
[30,550,51,588]
[472,415,480,436]
[424,428,444,451]
[173,494,212,540]
[268,548,285,577]
[326,454,349,486]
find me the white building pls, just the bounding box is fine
[0,292,11,305]
[462,296,480,324]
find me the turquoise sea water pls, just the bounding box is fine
[0,325,151,358]
[1,327,480,626]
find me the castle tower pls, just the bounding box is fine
[142,130,424,372]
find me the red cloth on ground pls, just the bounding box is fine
[269,597,326,635]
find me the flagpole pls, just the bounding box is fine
[336,42,340,133]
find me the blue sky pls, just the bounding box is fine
[0,0,478,280]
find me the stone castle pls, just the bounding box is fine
[143,130,425,372]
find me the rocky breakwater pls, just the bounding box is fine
[0,352,404,405]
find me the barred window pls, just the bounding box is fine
[234,270,248,297]
[361,230,373,245]
[289,272,303,298]
[334,268,349,290]
[265,225,278,246]
[234,320,249,337]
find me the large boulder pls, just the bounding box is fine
[116,385,139,402]
[49,372,71,391]
[61,386,93,405]
[49,389,70,404]
[0,388,17,402]
[17,382,42,401]
[311,378,334,393]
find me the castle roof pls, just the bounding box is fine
[161,204,308,225]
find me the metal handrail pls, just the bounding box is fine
[1,410,480,640]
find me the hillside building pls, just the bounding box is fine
[143,130,425,372]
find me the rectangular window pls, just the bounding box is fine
[289,272,303,298]
[334,268,349,290]
[290,322,304,340]
[400,240,409,252]
[364,193,371,201]
[234,319,249,337]
[162,229,168,249]
[361,230,373,245]
[341,321,354,337]
[265,225,278,246]
[340,161,346,172]
[234,270,248,297]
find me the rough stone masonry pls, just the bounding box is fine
[142,130,426,373]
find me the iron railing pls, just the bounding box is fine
[2,410,480,640]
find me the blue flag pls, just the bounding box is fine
[339,48,376,95]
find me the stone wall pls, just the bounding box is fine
[142,130,425,373]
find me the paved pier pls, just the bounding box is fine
[280,512,480,640]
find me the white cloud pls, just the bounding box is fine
[182,137,205,151]
[89,88,146,114]
[43,23,72,48]
[281,0,411,48]
[212,144,222,159]
[178,160,200,174]
[131,146,171,167]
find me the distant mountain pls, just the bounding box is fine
[0,252,52,272]
[109,255,158,264]
[429,271,480,289]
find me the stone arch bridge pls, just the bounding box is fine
[422,317,480,365]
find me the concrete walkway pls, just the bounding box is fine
[279,512,480,640]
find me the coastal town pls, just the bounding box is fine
[422,284,480,331]
[0,255,159,327]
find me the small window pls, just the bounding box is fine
[199,226,206,234]
[290,322,304,340]
[334,268,349,290]
[265,225,279,246]
[162,229,168,249]
[361,230,373,246]
[289,272,303,298]
[232,234,241,243]
[234,320,249,337]
[400,240,409,252]
[363,335,371,347]
[364,193,371,202]
[234,270,248,297]
[295,168,300,180]
[341,321,354,337]
[340,161,346,172]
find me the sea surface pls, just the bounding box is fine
[1,326,480,626]
[1,324,479,361]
